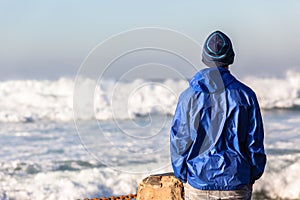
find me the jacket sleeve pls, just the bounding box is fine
[247,95,267,184]
[170,96,193,183]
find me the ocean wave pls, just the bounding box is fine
[254,153,300,199]
[1,156,300,200]
[0,78,187,122]
[244,70,300,109]
[0,164,143,200]
[1,70,300,122]
[1,118,300,199]
[0,78,74,122]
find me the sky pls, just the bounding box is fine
[1,0,300,80]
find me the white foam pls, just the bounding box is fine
[2,157,300,199]
[254,154,300,199]
[1,70,300,122]
[0,167,144,200]
[0,78,74,122]
[1,117,300,199]
[244,70,300,109]
[0,153,173,200]
[0,78,188,122]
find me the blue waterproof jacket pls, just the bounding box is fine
[170,67,266,190]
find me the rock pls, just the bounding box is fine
[136,172,184,200]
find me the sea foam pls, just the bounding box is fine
[1,70,300,122]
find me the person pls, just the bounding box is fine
[170,30,266,200]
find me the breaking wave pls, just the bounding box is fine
[244,70,300,109]
[1,70,300,122]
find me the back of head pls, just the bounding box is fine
[202,31,235,68]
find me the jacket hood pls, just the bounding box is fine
[189,67,236,93]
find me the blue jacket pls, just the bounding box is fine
[170,67,266,190]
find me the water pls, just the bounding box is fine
[1,73,300,200]
[0,121,145,200]
[1,70,300,123]
[254,109,300,199]
[1,111,300,200]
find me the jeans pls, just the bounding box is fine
[184,183,253,200]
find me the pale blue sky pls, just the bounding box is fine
[1,0,300,80]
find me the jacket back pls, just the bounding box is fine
[170,67,266,190]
